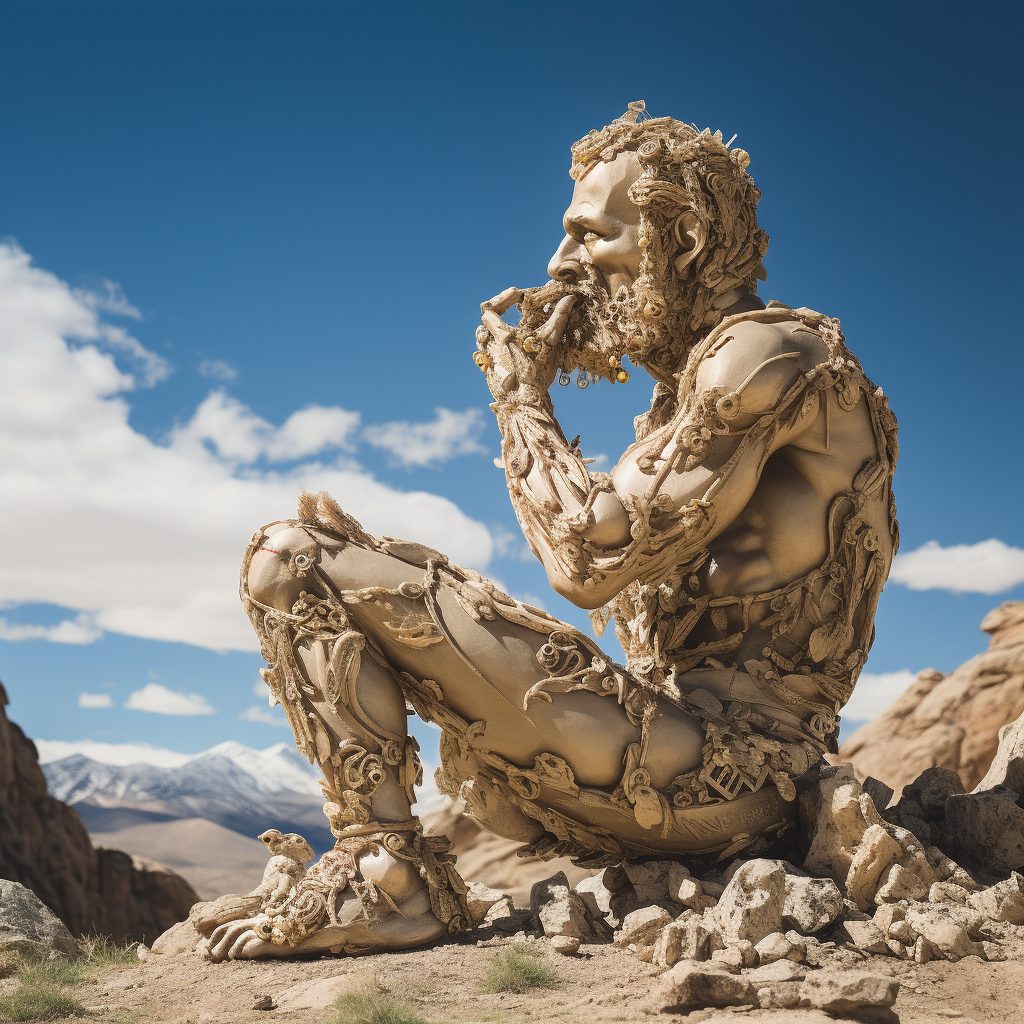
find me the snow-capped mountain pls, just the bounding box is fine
[42,740,334,852]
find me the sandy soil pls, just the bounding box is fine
[51,931,1024,1024]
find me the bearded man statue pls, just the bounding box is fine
[204,102,899,961]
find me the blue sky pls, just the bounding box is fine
[1,1,1022,774]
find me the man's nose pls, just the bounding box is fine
[547,235,586,282]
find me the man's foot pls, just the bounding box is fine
[203,836,452,961]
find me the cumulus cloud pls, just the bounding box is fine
[890,539,1024,595]
[78,692,112,708]
[198,359,238,381]
[239,704,288,727]
[842,669,918,723]
[123,682,215,716]
[72,280,141,320]
[34,738,192,767]
[0,614,102,644]
[364,407,488,467]
[0,243,493,652]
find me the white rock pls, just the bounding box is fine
[649,962,756,1013]
[967,876,1024,924]
[713,859,786,945]
[466,882,510,928]
[614,905,672,947]
[653,916,711,967]
[754,931,804,963]
[782,875,843,933]
[549,934,580,955]
[845,824,902,911]
[798,970,900,1013]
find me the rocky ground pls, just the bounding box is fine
[25,929,1023,1024]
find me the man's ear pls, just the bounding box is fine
[672,210,707,277]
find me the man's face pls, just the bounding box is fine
[547,151,643,294]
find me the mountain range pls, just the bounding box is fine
[43,740,337,858]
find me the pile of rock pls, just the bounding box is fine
[484,733,1024,1017]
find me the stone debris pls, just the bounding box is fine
[0,879,77,958]
[614,905,672,946]
[648,962,757,1013]
[465,881,508,927]
[798,970,900,1015]
[501,749,1024,1016]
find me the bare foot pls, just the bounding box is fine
[203,844,449,961]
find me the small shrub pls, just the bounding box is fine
[0,983,87,1022]
[481,943,558,994]
[330,986,428,1024]
[77,935,139,970]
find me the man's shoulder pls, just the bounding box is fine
[690,311,832,420]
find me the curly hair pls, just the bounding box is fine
[569,104,769,384]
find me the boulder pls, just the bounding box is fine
[648,962,756,1013]
[903,906,985,961]
[845,825,902,910]
[840,603,1024,796]
[874,862,930,904]
[622,860,672,903]
[614,905,672,947]
[549,934,580,955]
[710,938,756,967]
[0,682,198,943]
[652,916,711,967]
[713,859,786,944]
[904,767,966,820]
[798,970,900,1015]
[0,880,77,957]
[782,875,843,933]
[967,874,1024,924]
[754,930,804,963]
[839,919,890,955]
[974,710,1024,794]
[944,788,1024,877]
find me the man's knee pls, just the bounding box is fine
[246,525,320,612]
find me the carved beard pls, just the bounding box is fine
[517,273,680,384]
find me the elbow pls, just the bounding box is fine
[547,570,619,610]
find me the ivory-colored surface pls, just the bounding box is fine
[207,102,898,959]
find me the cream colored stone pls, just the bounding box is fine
[845,825,902,911]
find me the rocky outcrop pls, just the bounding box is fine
[0,680,198,943]
[840,601,1024,797]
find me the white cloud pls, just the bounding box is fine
[843,669,918,723]
[0,614,102,644]
[198,359,238,381]
[890,539,1024,595]
[364,407,488,467]
[73,280,141,320]
[239,704,288,727]
[34,738,192,767]
[78,692,112,708]
[124,682,215,716]
[253,680,267,698]
[0,243,493,652]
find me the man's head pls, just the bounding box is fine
[535,102,768,385]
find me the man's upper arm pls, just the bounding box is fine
[616,320,825,539]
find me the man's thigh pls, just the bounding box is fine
[318,540,705,792]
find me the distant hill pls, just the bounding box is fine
[42,740,337,855]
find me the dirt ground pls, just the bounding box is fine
[39,931,1024,1024]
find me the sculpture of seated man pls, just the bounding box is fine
[205,101,899,961]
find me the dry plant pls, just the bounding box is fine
[481,943,559,994]
[329,979,429,1024]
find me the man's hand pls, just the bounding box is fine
[474,287,575,403]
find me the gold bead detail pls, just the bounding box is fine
[523,336,540,353]
[473,352,491,372]
[616,368,630,384]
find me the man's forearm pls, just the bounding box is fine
[493,396,625,582]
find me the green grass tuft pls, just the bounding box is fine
[0,983,87,1022]
[481,942,559,994]
[329,987,429,1024]
[76,935,139,971]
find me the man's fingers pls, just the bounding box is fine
[229,929,259,960]
[481,309,514,340]
[536,294,576,345]
[481,287,523,315]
